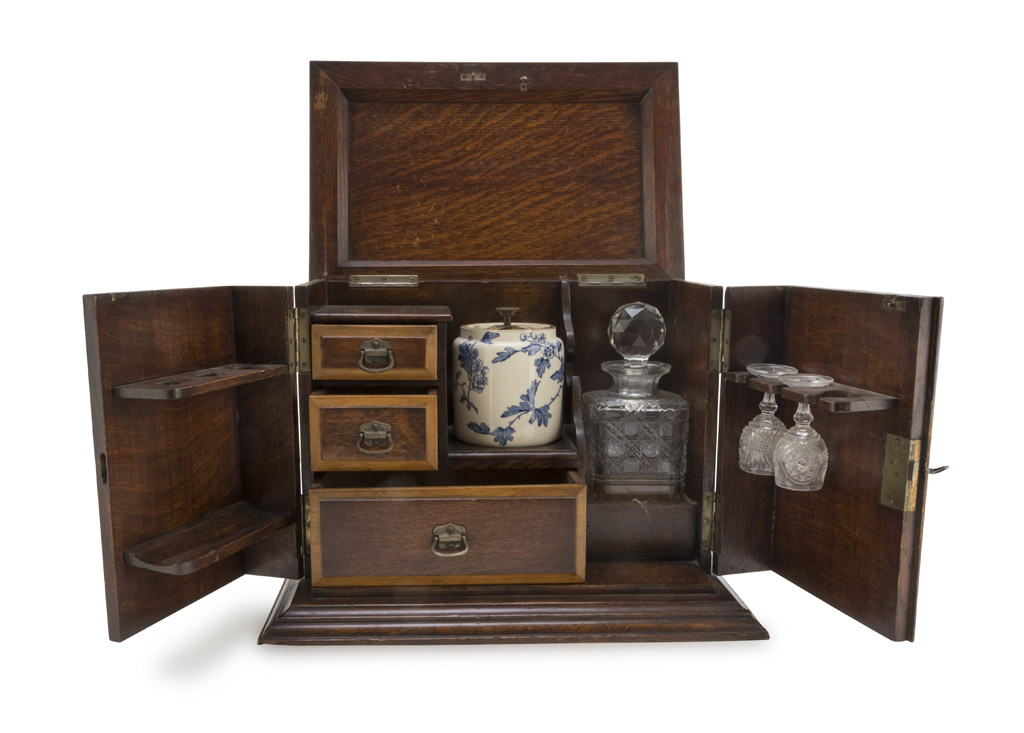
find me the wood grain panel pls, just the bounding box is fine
[311,324,437,380]
[347,101,643,264]
[717,286,788,574]
[310,62,684,281]
[83,287,300,641]
[771,288,939,641]
[310,484,586,586]
[309,393,438,470]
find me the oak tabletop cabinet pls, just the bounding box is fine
[83,62,942,645]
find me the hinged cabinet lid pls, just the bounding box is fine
[309,62,684,282]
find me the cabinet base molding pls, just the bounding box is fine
[258,562,768,645]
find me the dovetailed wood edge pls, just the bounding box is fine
[726,371,899,413]
[112,363,288,400]
[123,502,296,576]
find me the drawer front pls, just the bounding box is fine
[309,394,438,471]
[311,324,437,381]
[310,484,586,586]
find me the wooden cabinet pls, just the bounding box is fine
[83,62,942,645]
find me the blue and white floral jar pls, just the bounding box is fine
[452,321,565,448]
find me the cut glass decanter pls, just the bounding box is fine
[583,302,689,498]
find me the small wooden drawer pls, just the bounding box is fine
[309,484,586,587]
[309,394,438,471]
[311,324,437,381]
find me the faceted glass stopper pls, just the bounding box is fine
[608,301,666,364]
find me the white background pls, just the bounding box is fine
[2,1,1020,730]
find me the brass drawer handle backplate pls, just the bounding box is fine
[432,523,468,557]
[357,421,394,454]
[358,338,395,373]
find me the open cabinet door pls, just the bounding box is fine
[84,286,302,641]
[716,286,942,640]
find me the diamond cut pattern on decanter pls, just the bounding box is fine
[600,420,677,476]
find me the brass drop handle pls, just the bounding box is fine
[358,338,395,372]
[357,421,394,454]
[432,523,468,557]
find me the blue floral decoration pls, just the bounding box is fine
[464,331,565,447]
[454,339,488,413]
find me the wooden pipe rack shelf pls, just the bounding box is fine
[123,502,295,576]
[113,363,288,400]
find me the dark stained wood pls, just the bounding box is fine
[259,562,768,644]
[309,393,438,470]
[446,426,580,470]
[310,484,585,586]
[587,500,699,561]
[726,371,900,412]
[666,280,723,505]
[124,502,295,575]
[315,62,677,101]
[312,305,452,323]
[112,363,287,399]
[83,287,301,641]
[311,324,436,381]
[347,102,643,265]
[716,286,788,575]
[716,287,942,640]
[641,66,684,278]
[310,62,683,281]
[770,288,940,641]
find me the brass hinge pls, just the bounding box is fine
[349,274,419,288]
[577,273,646,287]
[701,492,722,553]
[460,72,487,81]
[708,308,732,373]
[286,307,310,374]
[880,433,921,512]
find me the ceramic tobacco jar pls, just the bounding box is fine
[583,302,689,497]
[452,307,565,448]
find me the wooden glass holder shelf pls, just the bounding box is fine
[725,371,899,413]
[123,502,295,576]
[113,363,288,400]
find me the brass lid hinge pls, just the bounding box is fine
[577,273,646,287]
[880,433,921,512]
[701,492,722,553]
[349,274,419,288]
[286,307,310,374]
[708,308,732,373]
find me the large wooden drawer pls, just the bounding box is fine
[309,393,438,471]
[309,484,586,587]
[311,324,437,381]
